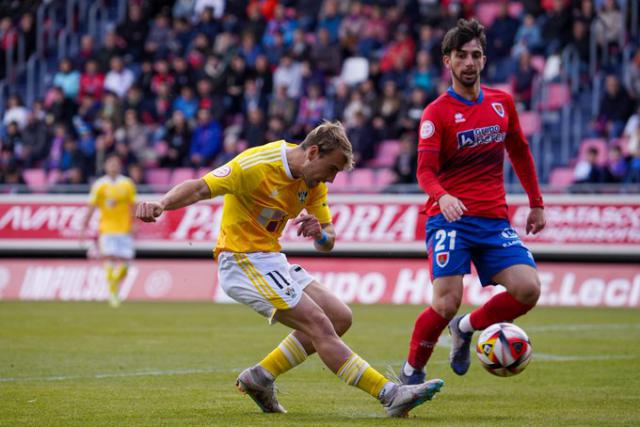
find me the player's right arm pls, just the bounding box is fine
[416,108,467,222]
[80,181,100,240]
[137,162,242,223]
[136,178,212,222]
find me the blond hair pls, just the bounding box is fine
[300,121,354,170]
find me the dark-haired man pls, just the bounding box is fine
[399,19,546,384]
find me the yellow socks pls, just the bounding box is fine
[104,262,128,296]
[337,353,389,398]
[259,333,308,378]
[114,264,128,283]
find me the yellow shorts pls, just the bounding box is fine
[217,252,315,322]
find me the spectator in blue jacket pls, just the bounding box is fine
[190,108,222,167]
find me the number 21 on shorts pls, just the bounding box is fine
[433,229,456,268]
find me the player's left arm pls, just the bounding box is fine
[296,184,335,252]
[504,97,546,235]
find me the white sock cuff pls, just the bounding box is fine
[458,314,474,333]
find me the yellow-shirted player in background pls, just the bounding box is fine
[136,122,444,417]
[81,154,136,308]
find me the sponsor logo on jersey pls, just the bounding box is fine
[212,165,231,177]
[420,120,435,139]
[454,112,465,123]
[492,102,505,117]
[456,125,506,149]
[436,251,450,268]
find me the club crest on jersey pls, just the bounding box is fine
[212,165,231,177]
[436,251,450,268]
[297,191,308,203]
[454,112,465,123]
[492,102,505,117]
[420,120,435,139]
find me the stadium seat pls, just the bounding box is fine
[531,55,546,73]
[368,140,402,168]
[23,169,46,189]
[145,168,171,187]
[578,138,608,166]
[519,111,541,136]
[492,83,514,96]
[350,168,375,190]
[540,83,570,110]
[376,168,396,187]
[170,168,195,185]
[476,3,501,27]
[47,169,62,185]
[549,167,575,188]
[326,169,350,192]
[340,57,369,86]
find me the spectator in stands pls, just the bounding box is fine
[22,111,49,165]
[243,107,267,148]
[343,89,372,128]
[172,56,195,91]
[265,115,289,142]
[3,122,24,165]
[311,27,342,77]
[190,108,222,167]
[169,17,194,55]
[244,3,267,42]
[325,80,350,122]
[357,5,389,58]
[96,31,123,71]
[263,4,298,48]
[623,48,640,101]
[225,55,249,115]
[391,132,418,186]
[194,7,221,41]
[573,0,596,25]
[251,54,273,98]
[44,87,76,128]
[269,84,298,126]
[347,110,377,163]
[573,146,608,183]
[77,35,95,68]
[375,80,403,139]
[173,86,199,121]
[79,60,105,102]
[194,0,225,20]
[379,23,415,74]
[273,54,302,99]
[239,32,263,68]
[566,19,591,69]
[104,57,135,98]
[318,0,342,43]
[242,79,268,116]
[409,50,438,96]
[606,144,628,183]
[295,83,326,134]
[290,28,310,62]
[116,4,149,61]
[3,95,29,130]
[486,2,520,82]
[0,163,27,194]
[513,14,542,58]
[120,109,152,164]
[398,88,428,135]
[97,92,124,128]
[18,12,36,60]
[597,74,635,138]
[144,81,173,125]
[339,1,366,56]
[145,13,172,60]
[151,59,175,95]
[593,0,623,59]
[541,0,572,55]
[623,105,640,159]
[513,50,537,110]
[158,110,191,168]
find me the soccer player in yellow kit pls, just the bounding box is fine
[136,122,444,417]
[81,154,136,307]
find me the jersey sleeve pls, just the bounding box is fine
[417,105,442,153]
[127,180,136,203]
[504,96,544,208]
[416,105,448,201]
[200,161,244,198]
[88,181,101,206]
[306,183,332,225]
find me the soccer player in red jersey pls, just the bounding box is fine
[399,19,546,384]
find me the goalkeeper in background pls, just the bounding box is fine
[80,154,137,307]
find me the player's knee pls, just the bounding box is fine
[307,309,339,340]
[515,277,540,306]
[432,296,461,320]
[331,305,352,336]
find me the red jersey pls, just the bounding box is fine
[417,86,543,219]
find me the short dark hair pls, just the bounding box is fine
[441,19,487,56]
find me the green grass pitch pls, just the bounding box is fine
[1,302,639,426]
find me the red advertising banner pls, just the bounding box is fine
[0,258,638,308]
[0,194,639,255]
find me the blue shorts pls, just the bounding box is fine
[426,214,536,286]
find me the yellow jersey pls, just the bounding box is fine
[89,175,136,234]
[202,140,332,257]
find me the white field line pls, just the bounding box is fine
[1,323,638,384]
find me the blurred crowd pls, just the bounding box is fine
[1,0,639,190]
